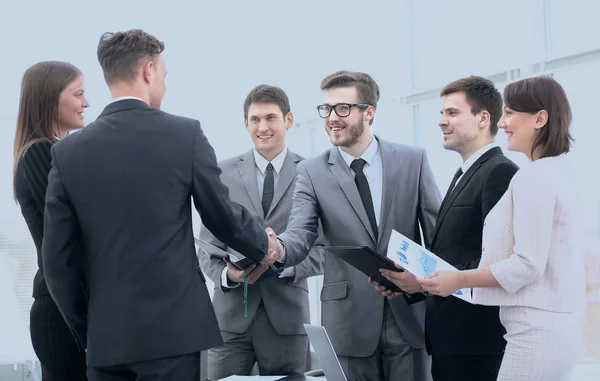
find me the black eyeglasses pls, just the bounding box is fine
[316,103,371,118]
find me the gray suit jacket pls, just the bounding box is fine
[198,149,324,335]
[279,137,441,357]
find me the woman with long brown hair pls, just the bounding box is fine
[14,61,89,380]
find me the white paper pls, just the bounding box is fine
[386,229,473,303]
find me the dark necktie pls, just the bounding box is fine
[440,167,463,209]
[262,163,274,217]
[350,159,378,239]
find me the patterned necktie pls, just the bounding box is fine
[350,159,378,240]
[262,163,274,217]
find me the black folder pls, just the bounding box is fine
[327,245,404,293]
[195,238,278,280]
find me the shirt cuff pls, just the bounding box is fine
[279,266,296,279]
[221,267,240,289]
[277,247,287,264]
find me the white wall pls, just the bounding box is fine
[0,0,598,372]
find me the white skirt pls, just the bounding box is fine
[497,306,581,381]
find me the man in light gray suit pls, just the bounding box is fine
[198,85,324,380]
[275,71,441,381]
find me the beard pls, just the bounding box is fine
[326,118,365,148]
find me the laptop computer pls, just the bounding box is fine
[303,324,348,381]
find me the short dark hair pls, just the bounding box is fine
[97,29,164,85]
[440,76,503,136]
[504,76,573,159]
[320,70,380,125]
[243,85,291,120]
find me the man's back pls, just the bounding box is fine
[48,99,264,367]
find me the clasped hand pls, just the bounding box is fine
[226,227,283,285]
[260,227,283,267]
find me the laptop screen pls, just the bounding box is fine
[304,324,348,381]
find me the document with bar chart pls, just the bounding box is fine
[387,229,473,303]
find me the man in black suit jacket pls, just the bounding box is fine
[41,29,280,381]
[380,76,518,381]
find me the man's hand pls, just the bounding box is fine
[225,258,266,284]
[368,276,404,300]
[261,227,283,266]
[379,263,422,294]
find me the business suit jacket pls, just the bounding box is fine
[41,99,270,368]
[15,140,55,299]
[198,149,324,335]
[426,146,518,355]
[279,137,441,357]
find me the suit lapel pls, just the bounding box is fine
[267,150,301,217]
[237,150,264,221]
[432,147,503,244]
[328,148,377,244]
[378,139,400,244]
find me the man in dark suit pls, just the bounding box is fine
[198,85,324,379]
[380,76,518,381]
[41,29,280,381]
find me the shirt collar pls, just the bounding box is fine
[111,96,145,104]
[461,142,498,174]
[253,147,288,175]
[338,134,379,168]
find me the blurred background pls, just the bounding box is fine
[0,0,598,379]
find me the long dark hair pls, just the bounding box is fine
[13,61,82,200]
[503,75,574,159]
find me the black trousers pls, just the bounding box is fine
[87,352,200,381]
[431,353,503,381]
[30,294,87,381]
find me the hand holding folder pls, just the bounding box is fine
[195,238,278,281]
[222,257,266,284]
[326,246,405,293]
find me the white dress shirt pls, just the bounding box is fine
[111,96,145,104]
[454,142,499,189]
[254,147,288,197]
[221,148,290,287]
[277,136,383,267]
[338,135,383,226]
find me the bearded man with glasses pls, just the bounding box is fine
[273,70,442,381]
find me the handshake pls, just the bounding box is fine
[262,227,284,267]
[225,227,284,285]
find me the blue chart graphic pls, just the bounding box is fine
[395,240,410,265]
[417,250,438,277]
[392,232,468,300]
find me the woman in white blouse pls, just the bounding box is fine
[419,75,585,381]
